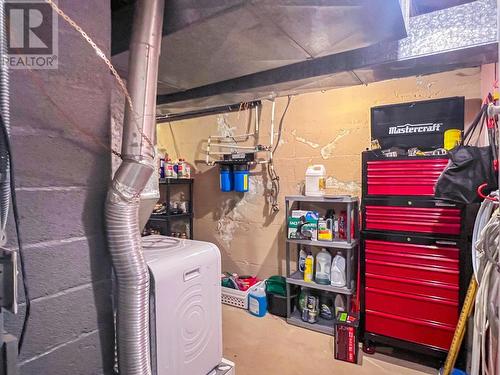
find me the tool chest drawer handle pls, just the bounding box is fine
[434,202,458,207]
[435,240,458,246]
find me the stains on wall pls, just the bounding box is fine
[325,176,361,196]
[216,114,237,138]
[157,67,481,278]
[216,175,267,246]
[291,130,320,149]
[320,129,351,159]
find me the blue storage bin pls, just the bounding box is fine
[233,164,249,192]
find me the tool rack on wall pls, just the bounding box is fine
[146,178,194,239]
[284,195,359,336]
[360,151,472,364]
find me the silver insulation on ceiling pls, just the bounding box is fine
[113,0,407,94]
[155,0,497,114]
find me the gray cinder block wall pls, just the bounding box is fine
[4,1,115,374]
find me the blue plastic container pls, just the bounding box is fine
[248,283,267,317]
[233,164,249,192]
[220,165,233,192]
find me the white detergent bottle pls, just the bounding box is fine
[315,249,332,285]
[330,252,346,287]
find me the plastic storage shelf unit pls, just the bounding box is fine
[284,195,359,336]
[146,178,194,239]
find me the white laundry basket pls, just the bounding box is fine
[221,282,263,309]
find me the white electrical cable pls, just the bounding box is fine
[472,194,498,281]
[471,193,499,375]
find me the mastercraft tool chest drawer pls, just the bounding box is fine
[364,309,456,351]
[362,153,450,198]
[364,158,449,197]
[361,233,468,355]
[364,201,462,236]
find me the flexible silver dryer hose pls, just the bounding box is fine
[105,0,164,374]
[0,0,10,246]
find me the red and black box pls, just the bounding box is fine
[334,312,360,364]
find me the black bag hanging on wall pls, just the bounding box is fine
[435,104,498,204]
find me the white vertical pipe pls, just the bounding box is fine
[269,99,276,163]
[255,105,259,133]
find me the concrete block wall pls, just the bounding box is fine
[157,67,482,279]
[4,1,114,374]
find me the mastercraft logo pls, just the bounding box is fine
[4,0,58,69]
[388,122,443,135]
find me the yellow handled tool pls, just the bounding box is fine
[441,277,478,375]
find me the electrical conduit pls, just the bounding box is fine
[105,0,164,374]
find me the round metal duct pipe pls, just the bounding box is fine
[105,0,164,374]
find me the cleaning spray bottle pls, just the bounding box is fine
[303,251,314,283]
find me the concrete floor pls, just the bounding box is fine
[222,305,438,375]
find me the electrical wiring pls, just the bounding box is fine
[0,111,30,353]
[44,0,154,159]
[472,193,497,280]
[268,96,292,212]
[471,192,499,375]
[272,96,292,155]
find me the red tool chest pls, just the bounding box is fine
[361,152,471,362]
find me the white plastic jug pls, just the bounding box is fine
[315,249,332,285]
[331,252,346,287]
[305,165,326,197]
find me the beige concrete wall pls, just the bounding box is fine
[157,67,481,278]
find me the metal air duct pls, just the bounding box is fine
[105,0,164,373]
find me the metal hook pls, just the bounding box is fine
[477,183,500,202]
